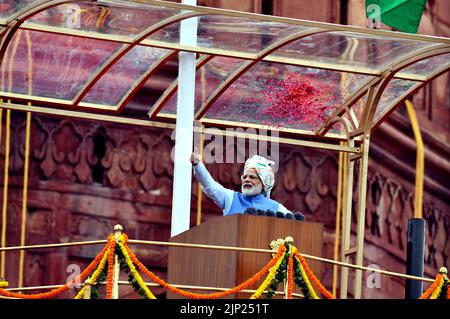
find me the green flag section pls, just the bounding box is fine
[366,0,427,34]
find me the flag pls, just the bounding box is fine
[365,0,427,34]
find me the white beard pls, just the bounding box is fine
[241,183,263,197]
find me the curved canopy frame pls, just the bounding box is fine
[0,0,447,144]
[0,0,449,300]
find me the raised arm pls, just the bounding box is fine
[190,149,233,213]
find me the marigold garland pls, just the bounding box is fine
[294,251,335,299]
[265,251,288,299]
[447,280,450,300]
[0,237,112,299]
[9,232,442,300]
[121,233,286,299]
[429,276,444,299]
[106,238,116,299]
[287,248,294,299]
[74,248,110,299]
[250,250,286,299]
[118,241,156,299]
[295,255,319,299]
[419,274,443,299]
[292,257,311,298]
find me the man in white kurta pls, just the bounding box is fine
[190,150,292,216]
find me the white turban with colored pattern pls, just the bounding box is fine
[243,155,275,197]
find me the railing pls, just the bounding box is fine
[0,224,447,299]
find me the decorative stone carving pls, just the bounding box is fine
[278,149,338,221]
[2,112,449,298]
[365,167,449,271]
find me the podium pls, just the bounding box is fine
[167,214,323,298]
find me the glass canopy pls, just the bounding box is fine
[0,0,449,141]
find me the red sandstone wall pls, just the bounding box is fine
[0,0,448,299]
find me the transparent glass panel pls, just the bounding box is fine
[83,46,172,106]
[204,62,371,132]
[373,79,417,123]
[0,30,121,100]
[0,0,39,19]
[149,15,307,54]
[271,31,436,73]
[27,0,182,37]
[398,53,450,79]
[159,56,246,115]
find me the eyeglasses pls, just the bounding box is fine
[241,174,259,181]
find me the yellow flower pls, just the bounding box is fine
[74,248,110,299]
[250,250,286,299]
[295,255,319,299]
[430,277,444,299]
[119,242,156,299]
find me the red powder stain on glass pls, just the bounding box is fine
[0,4,11,11]
[261,73,335,127]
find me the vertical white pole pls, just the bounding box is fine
[112,224,123,299]
[171,0,198,237]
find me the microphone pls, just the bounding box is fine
[285,212,295,219]
[243,209,304,221]
[244,207,257,215]
[275,211,285,218]
[256,209,266,216]
[265,210,276,217]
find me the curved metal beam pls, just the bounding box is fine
[11,19,439,81]
[73,12,206,107]
[318,44,450,137]
[0,0,83,68]
[0,27,8,37]
[115,50,179,113]
[194,27,328,120]
[148,54,213,119]
[340,44,450,301]
[142,0,450,46]
[362,45,450,133]
[326,116,353,144]
[315,76,382,136]
[371,62,450,131]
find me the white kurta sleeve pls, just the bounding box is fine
[277,203,293,215]
[193,162,234,213]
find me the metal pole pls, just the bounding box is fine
[354,133,370,299]
[340,138,355,299]
[170,0,198,237]
[405,218,426,299]
[196,123,205,226]
[112,224,122,299]
[405,100,424,218]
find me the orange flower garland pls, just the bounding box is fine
[106,238,116,299]
[447,282,450,299]
[120,234,285,299]
[294,251,335,299]
[419,274,443,299]
[287,252,294,299]
[0,236,112,299]
[12,231,446,300]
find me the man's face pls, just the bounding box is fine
[241,168,263,197]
